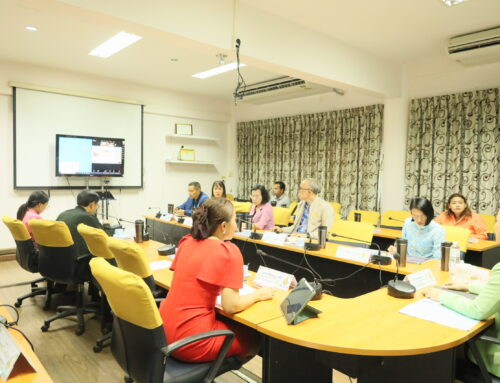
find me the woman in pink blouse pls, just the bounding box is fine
[16,191,49,239]
[249,185,274,230]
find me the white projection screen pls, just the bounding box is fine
[14,87,143,189]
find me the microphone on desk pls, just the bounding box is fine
[387,253,415,299]
[256,249,323,300]
[239,214,263,240]
[304,232,321,251]
[148,206,162,218]
[330,233,391,265]
[388,217,405,223]
[157,230,176,256]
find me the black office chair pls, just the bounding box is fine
[468,332,500,383]
[90,257,243,383]
[2,216,54,310]
[29,219,99,335]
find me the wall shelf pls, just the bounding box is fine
[166,133,219,143]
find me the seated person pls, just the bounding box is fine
[16,191,49,240]
[249,185,274,230]
[159,198,274,362]
[175,181,209,217]
[270,181,291,208]
[277,178,334,239]
[423,261,500,379]
[388,197,445,259]
[57,190,104,256]
[435,193,488,240]
[211,180,226,198]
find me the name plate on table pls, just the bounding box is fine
[0,324,20,381]
[404,268,436,290]
[260,232,288,246]
[253,266,294,291]
[335,246,383,263]
[182,217,193,227]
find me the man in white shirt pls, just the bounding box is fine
[270,181,291,208]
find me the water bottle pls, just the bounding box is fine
[449,241,461,275]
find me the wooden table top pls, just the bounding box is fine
[0,306,53,383]
[137,238,493,357]
[373,227,500,252]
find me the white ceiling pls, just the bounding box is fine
[0,0,498,101]
[242,0,500,64]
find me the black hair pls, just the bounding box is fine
[191,198,234,240]
[17,191,50,220]
[251,185,270,204]
[188,181,201,189]
[445,193,472,219]
[409,197,434,226]
[77,190,100,207]
[211,180,227,198]
[274,181,286,191]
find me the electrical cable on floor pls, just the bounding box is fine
[0,304,34,351]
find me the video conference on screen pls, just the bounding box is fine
[56,134,125,177]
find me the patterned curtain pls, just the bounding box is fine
[237,105,384,216]
[405,88,500,215]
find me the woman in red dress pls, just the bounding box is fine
[159,197,275,362]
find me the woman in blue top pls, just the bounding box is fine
[388,197,445,259]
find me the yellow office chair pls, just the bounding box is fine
[226,193,235,201]
[347,210,380,226]
[442,225,470,253]
[380,210,411,229]
[273,207,292,227]
[330,219,375,248]
[328,202,341,215]
[89,257,243,383]
[29,219,98,335]
[289,200,298,212]
[2,216,53,309]
[478,213,495,240]
[232,201,252,213]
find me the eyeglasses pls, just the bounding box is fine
[411,214,426,220]
[299,187,311,192]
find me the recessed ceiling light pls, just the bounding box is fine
[192,62,247,79]
[170,58,179,62]
[89,31,142,58]
[25,26,38,31]
[441,0,469,6]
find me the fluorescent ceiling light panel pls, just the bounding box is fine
[89,31,142,58]
[25,26,38,31]
[441,0,469,6]
[192,62,247,79]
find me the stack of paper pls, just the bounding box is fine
[149,260,172,271]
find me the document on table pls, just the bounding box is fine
[149,260,172,271]
[216,284,256,307]
[399,298,479,331]
[334,246,381,263]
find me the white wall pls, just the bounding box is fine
[0,60,235,249]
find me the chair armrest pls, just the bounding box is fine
[161,329,235,383]
[77,253,92,262]
[154,298,164,307]
[480,335,500,345]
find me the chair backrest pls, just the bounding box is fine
[226,193,235,201]
[77,223,114,259]
[442,225,470,252]
[478,213,495,234]
[107,237,156,292]
[2,216,39,272]
[330,219,375,247]
[89,257,166,383]
[347,210,380,226]
[28,219,85,284]
[380,210,411,229]
[232,201,252,213]
[328,202,341,215]
[273,207,292,226]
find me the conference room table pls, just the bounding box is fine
[373,227,500,269]
[141,216,494,383]
[0,305,53,383]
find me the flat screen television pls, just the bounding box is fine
[56,134,125,177]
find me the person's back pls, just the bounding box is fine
[57,190,103,255]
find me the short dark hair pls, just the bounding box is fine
[77,190,100,207]
[445,193,472,218]
[274,181,286,191]
[409,197,434,225]
[188,181,201,189]
[251,185,270,204]
[211,180,226,198]
[191,198,234,239]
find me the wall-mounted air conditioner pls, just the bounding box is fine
[448,26,500,66]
